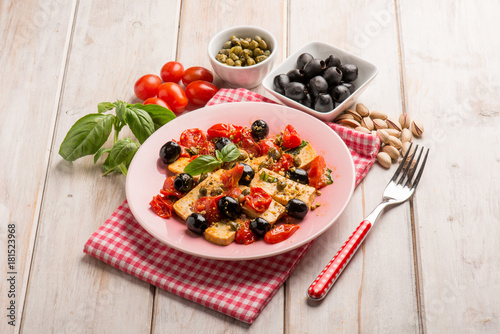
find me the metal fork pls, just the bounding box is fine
[307,143,429,301]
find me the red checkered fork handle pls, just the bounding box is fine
[307,220,372,300]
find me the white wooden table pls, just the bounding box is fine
[2,0,499,333]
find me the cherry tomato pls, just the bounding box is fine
[157,82,188,114]
[264,224,300,244]
[185,80,219,106]
[143,97,171,109]
[160,61,184,83]
[149,195,174,218]
[182,66,214,86]
[269,153,294,173]
[282,124,301,149]
[134,74,162,100]
[224,187,243,200]
[199,141,216,156]
[171,140,190,158]
[245,187,272,213]
[238,129,261,157]
[179,128,206,148]
[160,176,184,198]
[194,196,222,223]
[220,164,244,189]
[235,221,257,245]
[309,156,329,189]
[207,123,243,142]
[258,139,280,156]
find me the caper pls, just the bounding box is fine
[242,188,250,196]
[199,173,208,182]
[264,50,271,57]
[258,39,267,50]
[231,38,241,46]
[253,48,264,57]
[237,150,249,161]
[230,53,240,61]
[225,58,235,66]
[277,180,287,192]
[245,37,252,42]
[199,186,208,197]
[219,48,230,55]
[246,57,256,66]
[230,35,238,40]
[255,55,268,63]
[274,134,283,146]
[259,160,270,169]
[254,35,263,42]
[293,155,302,167]
[240,39,250,48]
[267,147,282,161]
[211,188,223,196]
[234,60,243,66]
[216,54,227,63]
[248,40,259,50]
[230,46,243,57]
[242,49,253,58]
[223,41,232,49]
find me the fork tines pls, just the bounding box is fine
[391,143,429,189]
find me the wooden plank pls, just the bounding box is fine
[286,0,420,332]
[20,0,181,333]
[151,1,287,332]
[398,0,500,332]
[0,0,77,333]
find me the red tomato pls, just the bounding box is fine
[157,82,188,114]
[171,140,190,158]
[149,195,174,218]
[235,221,257,245]
[238,129,261,157]
[224,187,243,200]
[134,74,162,100]
[160,176,184,198]
[182,66,214,86]
[160,61,184,83]
[179,128,206,148]
[199,141,216,156]
[220,164,244,189]
[269,153,294,173]
[259,139,280,156]
[206,123,244,142]
[282,124,301,149]
[245,187,272,213]
[309,156,329,189]
[264,224,300,244]
[185,80,219,106]
[143,97,171,109]
[194,196,222,223]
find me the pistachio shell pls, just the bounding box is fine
[361,117,374,131]
[385,128,401,138]
[370,110,388,120]
[401,141,415,157]
[373,118,388,130]
[399,114,411,129]
[382,145,400,160]
[386,117,402,132]
[356,103,370,117]
[335,113,355,121]
[376,129,390,144]
[355,126,372,134]
[344,109,362,122]
[401,128,412,143]
[339,119,361,128]
[411,120,424,137]
[377,152,392,169]
[387,136,403,149]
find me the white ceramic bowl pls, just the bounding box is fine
[208,26,278,89]
[262,41,378,121]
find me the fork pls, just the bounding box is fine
[307,143,429,301]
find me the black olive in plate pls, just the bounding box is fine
[285,168,309,185]
[217,196,241,219]
[286,68,304,83]
[286,199,309,219]
[173,173,194,192]
[215,137,232,151]
[238,163,255,186]
[251,119,269,141]
[273,74,290,95]
[341,82,356,94]
[186,213,209,234]
[297,52,314,69]
[325,54,341,69]
[301,93,313,109]
[159,140,181,164]
[323,67,343,87]
[340,64,358,82]
[308,76,328,98]
[249,218,272,238]
[314,94,334,112]
[302,58,325,80]
[284,82,306,101]
[331,85,351,103]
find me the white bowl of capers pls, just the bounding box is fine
[208,26,278,89]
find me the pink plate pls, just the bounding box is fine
[126,102,355,260]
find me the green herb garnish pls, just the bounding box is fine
[260,171,277,183]
[285,140,308,155]
[184,143,240,176]
[326,168,334,185]
[59,100,176,175]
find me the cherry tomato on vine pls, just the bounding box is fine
[185,80,219,106]
[182,66,214,86]
[134,74,162,100]
[160,61,184,83]
[143,97,171,110]
[157,82,188,114]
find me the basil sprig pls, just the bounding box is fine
[184,143,240,176]
[59,100,176,175]
[285,140,308,155]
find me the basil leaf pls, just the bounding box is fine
[220,143,240,162]
[184,155,220,175]
[215,150,223,161]
[129,103,176,130]
[286,140,309,155]
[114,100,128,124]
[59,113,115,161]
[94,147,111,164]
[124,105,155,144]
[98,102,115,114]
[102,138,139,175]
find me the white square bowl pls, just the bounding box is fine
[262,41,378,121]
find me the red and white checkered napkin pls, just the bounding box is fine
[84,88,380,324]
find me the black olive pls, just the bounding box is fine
[286,68,304,83]
[159,141,181,164]
[286,199,309,219]
[238,163,255,186]
[173,173,194,192]
[284,82,306,101]
[249,218,272,238]
[301,93,313,109]
[186,213,208,234]
[314,94,334,112]
[251,119,269,141]
[302,59,325,80]
[330,85,351,103]
[308,76,328,98]
[297,52,314,69]
[323,67,343,87]
[215,137,232,151]
[341,82,356,94]
[273,74,290,95]
[285,168,309,185]
[325,54,341,69]
[340,64,358,82]
[217,196,241,219]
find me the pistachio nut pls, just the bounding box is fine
[373,118,388,130]
[339,118,361,128]
[370,110,388,120]
[355,126,372,134]
[387,135,403,149]
[399,114,411,129]
[401,141,415,157]
[361,117,374,131]
[377,152,392,169]
[356,103,370,117]
[386,117,403,132]
[385,128,401,138]
[344,109,363,122]
[335,113,355,121]
[382,145,400,160]
[376,129,390,144]
[401,128,412,143]
[411,120,424,137]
